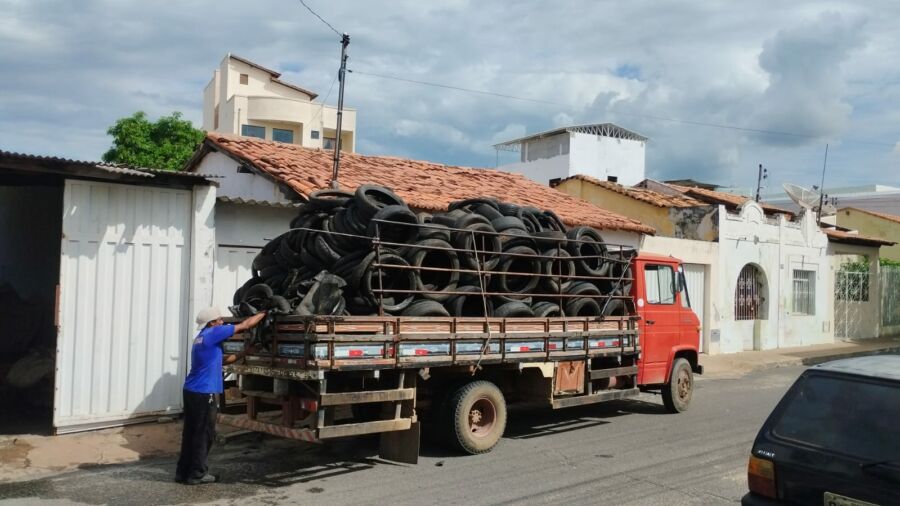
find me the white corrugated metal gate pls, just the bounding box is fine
[55,180,192,432]
[213,246,259,314]
[682,264,706,352]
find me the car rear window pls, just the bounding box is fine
[772,373,900,461]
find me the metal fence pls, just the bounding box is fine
[883,266,900,329]
[834,270,872,339]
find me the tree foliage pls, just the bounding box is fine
[102,111,204,171]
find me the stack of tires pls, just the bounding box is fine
[231,184,632,320]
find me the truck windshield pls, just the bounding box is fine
[771,373,900,463]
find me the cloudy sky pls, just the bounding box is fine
[2,0,899,192]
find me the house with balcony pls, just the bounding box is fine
[203,53,356,152]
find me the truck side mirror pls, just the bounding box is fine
[674,274,684,293]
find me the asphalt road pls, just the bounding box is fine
[0,366,804,506]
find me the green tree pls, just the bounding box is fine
[102,111,205,171]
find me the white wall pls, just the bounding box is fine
[497,131,646,186]
[828,242,883,339]
[569,132,646,186]
[716,203,832,354]
[196,151,295,204]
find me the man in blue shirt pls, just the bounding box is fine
[176,307,266,485]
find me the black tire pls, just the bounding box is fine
[445,285,494,317]
[453,223,501,271]
[454,212,492,230]
[662,358,694,413]
[252,253,278,273]
[494,301,534,317]
[355,184,406,219]
[242,283,273,303]
[541,248,576,293]
[361,252,417,313]
[233,277,263,305]
[564,297,602,317]
[542,210,567,233]
[308,189,353,211]
[448,197,499,212]
[497,202,521,217]
[445,380,507,455]
[600,298,626,316]
[404,238,460,302]
[267,295,292,314]
[531,301,561,317]
[490,216,527,232]
[402,299,451,317]
[491,245,540,295]
[313,234,342,268]
[367,205,419,244]
[473,204,503,221]
[565,226,609,276]
[532,230,566,248]
[419,222,452,243]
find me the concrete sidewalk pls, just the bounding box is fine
[700,336,900,379]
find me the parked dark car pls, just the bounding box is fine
[742,355,900,505]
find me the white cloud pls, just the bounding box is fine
[0,0,898,188]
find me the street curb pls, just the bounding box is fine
[799,345,900,367]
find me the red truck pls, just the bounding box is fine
[220,248,701,463]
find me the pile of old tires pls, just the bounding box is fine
[231,184,632,319]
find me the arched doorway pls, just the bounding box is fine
[735,264,768,350]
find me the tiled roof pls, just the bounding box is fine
[677,186,796,216]
[823,228,896,247]
[555,174,707,208]
[202,134,655,234]
[840,207,900,225]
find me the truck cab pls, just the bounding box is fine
[632,253,702,412]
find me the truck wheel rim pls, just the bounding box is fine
[469,398,496,437]
[677,368,691,401]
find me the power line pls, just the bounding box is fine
[311,70,339,123]
[350,68,898,148]
[349,69,562,106]
[298,0,341,37]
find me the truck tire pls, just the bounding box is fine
[662,358,693,413]
[446,380,507,454]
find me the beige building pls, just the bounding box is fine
[203,54,356,152]
[835,207,900,261]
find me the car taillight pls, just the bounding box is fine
[747,455,776,498]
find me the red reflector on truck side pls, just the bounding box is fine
[348,349,363,357]
[548,343,557,350]
[415,349,429,356]
[519,346,530,352]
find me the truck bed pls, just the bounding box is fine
[225,314,639,379]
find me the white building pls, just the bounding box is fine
[203,53,357,152]
[493,123,647,186]
[764,184,900,217]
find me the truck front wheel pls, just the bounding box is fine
[446,380,507,454]
[662,358,693,413]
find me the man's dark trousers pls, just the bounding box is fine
[176,390,217,481]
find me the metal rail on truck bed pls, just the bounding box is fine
[225,314,639,378]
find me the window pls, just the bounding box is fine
[644,264,675,304]
[323,137,336,150]
[310,130,320,139]
[679,270,691,309]
[772,374,900,462]
[792,270,816,315]
[241,124,265,139]
[239,73,249,85]
[272,128,294,144]
[735,264,766,320]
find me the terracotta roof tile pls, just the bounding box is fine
[823,228,896,246]
[678,186,795,216]
[840,207,900,225]
[556,174,707,208]
[204,134,655,234]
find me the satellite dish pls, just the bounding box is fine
[782,183,821,210]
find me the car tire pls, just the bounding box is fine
[662,358,693,413]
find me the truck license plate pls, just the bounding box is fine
[824,492,878,506]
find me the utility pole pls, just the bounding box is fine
[330,32,350,189]
[817,143,829,226]
[755,163,768,202]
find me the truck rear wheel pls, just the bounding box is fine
[662,358,693,413]
[447,380,507,454]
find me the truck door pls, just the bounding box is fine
[637,261,681,385]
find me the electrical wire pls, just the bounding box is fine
[350,68,898,148]
[298,0,342,37]
[311,70,339,123]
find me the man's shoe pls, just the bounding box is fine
[185,474,219,485]
[174,476,186,484]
